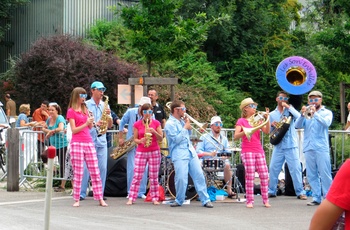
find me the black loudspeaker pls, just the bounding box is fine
[284,162,299,196]
[236,164,245,191]
[104,149,128,197]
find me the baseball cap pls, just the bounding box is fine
[210,116,222,125]
[90,81,106,91]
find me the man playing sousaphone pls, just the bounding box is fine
[268,91,307,200]
[196,116,235,198]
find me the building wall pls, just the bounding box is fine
[0,0,130,73]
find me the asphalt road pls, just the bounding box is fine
[0,188,317,230]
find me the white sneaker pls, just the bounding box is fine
[139,194,146,199]
[126,195,129,199]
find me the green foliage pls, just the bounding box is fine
[118,0,212,76]
[0,0,30,45]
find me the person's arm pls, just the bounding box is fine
[309,199,343,230]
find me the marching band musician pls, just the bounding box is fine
[164,100,213,208]
[295,90,333,206]
[268,91,307,200]
[119,96,152,199]
[196,116,235,198]
[80,81,113,201]
[126,103,163,205]
[234,98,271,208]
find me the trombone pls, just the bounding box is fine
[166,102,225,151]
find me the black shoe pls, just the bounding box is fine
[103,197,107,201]
[79,197,85,201]
[268,193,276,198]
[170,202,181,207]
[204,201,214,208]
[307,201,320,206]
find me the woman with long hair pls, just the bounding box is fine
[234,98,270,208]
[66,87,107,207]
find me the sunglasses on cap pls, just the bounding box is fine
[309,98,319,103]
[248,104,257,109]
[80,94,87,98]
[278,96,289,101]
[143,110,153,115]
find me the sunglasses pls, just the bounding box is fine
[49,102,58,106]
[177,107,186,111]
[248,104,257,109]
[214,123,223,127]
[80,94,87,98]
[143,110,153,115]
[278,96,289,101]
[94,87,106,92]
[309,98,320,103]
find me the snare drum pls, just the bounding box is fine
[217,152,232,157]
[203,158,225,171]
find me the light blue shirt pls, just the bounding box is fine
[85,98,108,147]
[119,107,141,140]
[196,131,229,159]
[164,115,197,161]
[295,106,333,152]
[15,113,28,127]
[269,105,300,149]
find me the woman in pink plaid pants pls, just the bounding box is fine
[126,103,163,205]
[234,98,271,208]
[66,87,107,207]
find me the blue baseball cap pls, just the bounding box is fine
[91,81,106,91]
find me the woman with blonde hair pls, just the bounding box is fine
[15,104,36,127]
[234,98,270,208]
[66,87,107,207]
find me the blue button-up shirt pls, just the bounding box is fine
[196,131,229,159]
[164,115,197,161]
[270,105,300,149]
[85,98,108,147]
[295,106,333,152]
[119,107,140,140]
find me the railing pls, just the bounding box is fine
[1,127,349,187]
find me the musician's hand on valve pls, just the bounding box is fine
[300,106,307,116]
[184,118,192,130]
[271,121,277,127]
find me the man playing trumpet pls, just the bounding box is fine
[164,100,213,208]
[295,90,333,206]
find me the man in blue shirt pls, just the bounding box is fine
[118,96,151,199]
[164,100,213,208]
[80,81,113,200]
[196,116,234,197]
[295,90,333,206]
[268,91,306,200]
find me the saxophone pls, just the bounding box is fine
[110,136,136,160]
[97,95,110,136]
[144,118,152,147]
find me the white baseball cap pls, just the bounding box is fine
[210,116,222,125]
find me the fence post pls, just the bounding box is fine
[7,128,20,191]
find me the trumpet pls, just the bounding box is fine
[303,105,315,119]
[165,102,224,151]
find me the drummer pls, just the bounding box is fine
[196,116,235,198]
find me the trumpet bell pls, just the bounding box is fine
[276,56,317,95]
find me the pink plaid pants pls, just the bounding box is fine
[241,151,269,205]
[70,142,103,201]
[128,150,161,202]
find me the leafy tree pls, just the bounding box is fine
[5,34,139,114]
[0,0,30,46]
[117,0,213,77]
